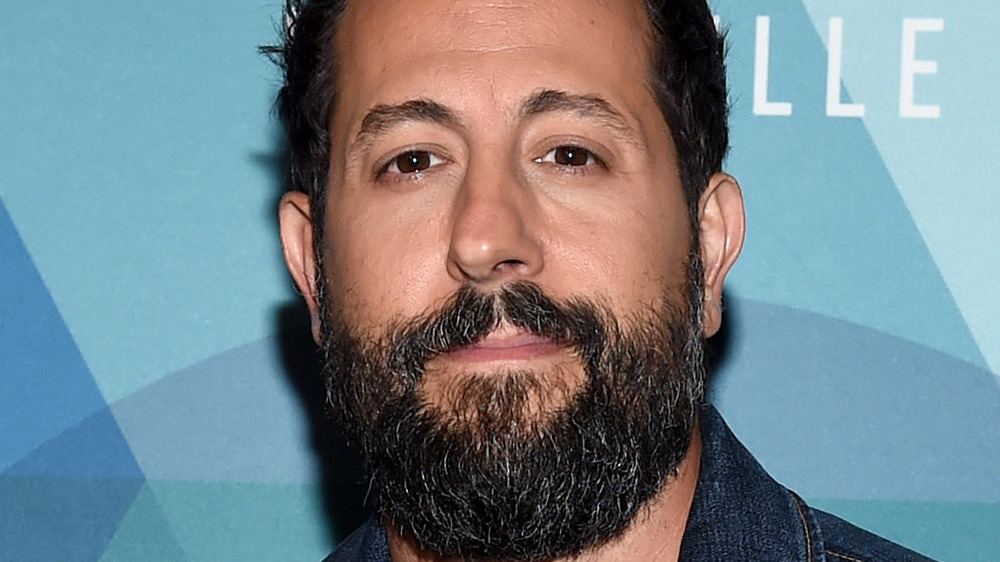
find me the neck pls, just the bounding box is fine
[386,421,703,562]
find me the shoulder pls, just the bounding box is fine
[322,518,390,562]
[690,405,938,562]
[811,507,935,562]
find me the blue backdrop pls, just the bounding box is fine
[2,1,997,560]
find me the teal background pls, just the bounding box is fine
[1,1,997,560]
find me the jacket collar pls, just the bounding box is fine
[679,404,826,561]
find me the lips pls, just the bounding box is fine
[443,329,565,363]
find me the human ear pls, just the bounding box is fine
[697,173,745,337]
[278,191,322,343]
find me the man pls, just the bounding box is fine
[270,0,934,560]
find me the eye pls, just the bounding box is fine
[382,150,444,175]
[536,145,603,168]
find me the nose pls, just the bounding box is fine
[446,157,544,285]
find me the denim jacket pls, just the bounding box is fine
[324,404,935,561]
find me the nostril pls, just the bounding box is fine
[493,259,526,274]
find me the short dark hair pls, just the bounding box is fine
[265,0,728,235]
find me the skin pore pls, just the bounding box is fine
[278,0,745,560]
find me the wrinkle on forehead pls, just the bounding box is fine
[341,0,648,58]
[331,0,666,165]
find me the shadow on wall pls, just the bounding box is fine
[257,130,374,542]
[275,299,373,542]
[705,289,736,388]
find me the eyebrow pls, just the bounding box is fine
[348,89,644,155]
[520,89,645,149]
[350,99,464,154]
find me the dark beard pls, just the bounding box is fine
[318,257,707,561]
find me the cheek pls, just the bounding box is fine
[546,192,691,308]
[322,199,451,331]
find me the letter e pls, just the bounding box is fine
[900,18,944,119]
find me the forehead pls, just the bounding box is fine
[338,0,649,49]
[333,0,655,117]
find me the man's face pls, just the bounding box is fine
[324,0,692,413]
[279,0,744,558]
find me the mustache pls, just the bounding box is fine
[382,281,607,380]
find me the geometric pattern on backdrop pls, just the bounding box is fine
[2,0,997,560]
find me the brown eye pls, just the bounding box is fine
[553,146,591,166]
[536,145,602,168]
[393,151,432,173]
